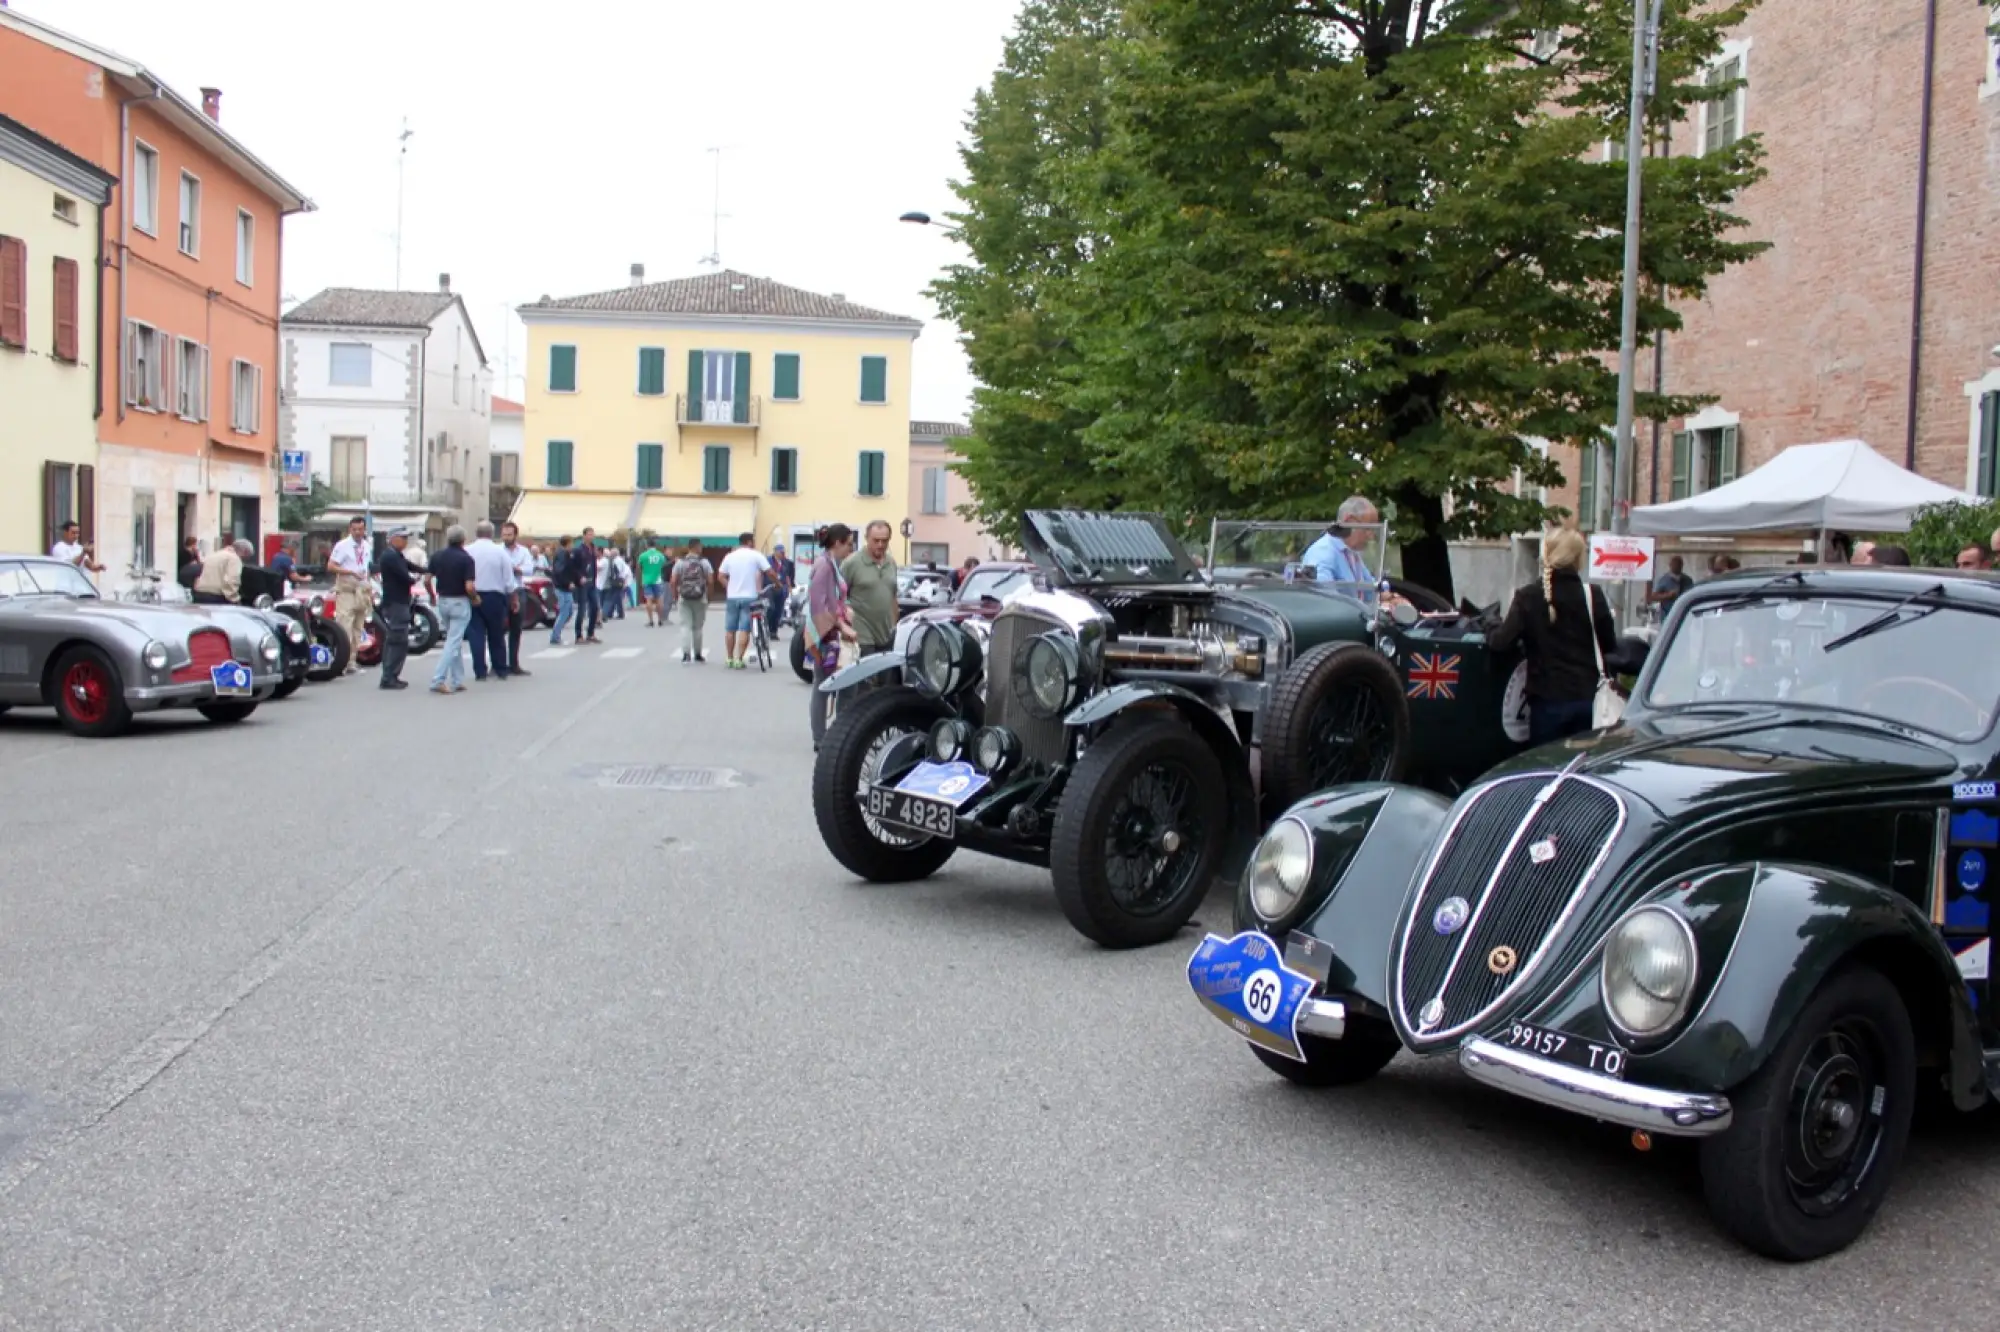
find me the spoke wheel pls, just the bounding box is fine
[1099,758,1207,916]
[812,686,957,882]
[1303,682,1397,789]
[1261,642,1410,814]
[50,646,133,737]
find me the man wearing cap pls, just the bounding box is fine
[327,515,374,676]
[376,527,416,690]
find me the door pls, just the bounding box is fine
[220,494,260,547]
[176,491,199,560]
[702,351,736,425]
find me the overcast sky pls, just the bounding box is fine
[28,0,1017,418]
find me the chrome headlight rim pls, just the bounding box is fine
[1600,904,1699,1042]
[928,717,976,763]
[254,593,274,610]
[258,634,281,663]
[1019,632,1081,719]
[971,725,1020,775]
[141,639,170,671]
[907,622,981,697]
[1248,816,1316,923]
[283,619,306,644]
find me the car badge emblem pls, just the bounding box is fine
[1528,837,1557,865]
[1432,896,1470,936]
[1418,998,1444,1030]
[1488,945,1519,976]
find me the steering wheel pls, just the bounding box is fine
[1859,676,1986,734]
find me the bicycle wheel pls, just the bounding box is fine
[754,617,772,672]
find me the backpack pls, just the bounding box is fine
[674,557,710,600]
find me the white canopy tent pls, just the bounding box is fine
[1629,438,1977,536]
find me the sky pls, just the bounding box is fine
[24,0,1021,418]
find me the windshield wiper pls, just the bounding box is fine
[1697,569,1808,613]
[1822,582,1947,654]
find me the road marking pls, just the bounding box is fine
[479,661,647,796]
[0,863,403,1200]
[529,648,575,661]
[601,647,643,660]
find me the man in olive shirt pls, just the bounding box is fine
[842,520,899,657]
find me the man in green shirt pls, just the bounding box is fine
[637,539,668,626]
[841,519,899,656]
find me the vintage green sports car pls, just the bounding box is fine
[812,510,1535,949]
[1191,565,2000,1259]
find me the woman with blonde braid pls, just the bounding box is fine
[1489,527,1620,744]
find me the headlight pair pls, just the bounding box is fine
[907,623,980,697]
[1248,818,1315,921]
[1018,632,1082,719]
[1601,905,1698,1039]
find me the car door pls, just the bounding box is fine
[0,561,47,704]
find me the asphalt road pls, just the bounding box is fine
[2,607,1997,1331]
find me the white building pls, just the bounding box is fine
[488,394,522,526]
[279,276,492,541]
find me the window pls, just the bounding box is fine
[328,342,372,387]
[547,440,575,487]
[330,436,367,496]
[637,346,666,396]
[0,235,24,349]
[132,142,158,234]
[690,349,751,422]
[219,494,259,546]
[45,462,75,534]
[859,355,888,404]
[911,542,950,567]
[1605,135,1627,163]
[52,256,79,362]
[703,445,731,493]
[53,193,77,225]
[921,465,948,514]
[1670,423,1738,499]
[178,171,201,256]
[452,361,461,405]
[770,447,799,494]
[1703,55,1745,153]
[636,443,664,490]
[549,343,577,392]
[858,450,886,497]
[1575,441,1601,532]
[1974,392,1999,498]
[130,490,157,572]
[174,337,208,421]
[1530,28,1560,60]
[124,319,165,409]
[773,352,801,401]
[235,210,254,285]
[1985,32,2000,100]
[230,358,263,434]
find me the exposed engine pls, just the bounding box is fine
[1095,592,1270,681]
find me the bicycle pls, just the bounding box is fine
[115,565,164,603]
[749,602,774,673]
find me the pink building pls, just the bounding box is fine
[907,420,1012,569]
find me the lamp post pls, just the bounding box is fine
[899,211,963,240]
[1608,0,1665,625]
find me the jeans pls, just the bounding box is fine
[432,597,472,688]
[678,596,707,658]
[1528,697,1594,746]
[379,601,411,683]
[469,592,512,678]
[764,584,786,628]
[550,588,576,643]
[580,585,601,639]
[724,598,757,634]
[605,584,626,619]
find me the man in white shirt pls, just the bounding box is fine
[465,520,517,681]
[50,522,104,578]
[327,516,374,675]
[717,531,772,669]
[501,521,536,676]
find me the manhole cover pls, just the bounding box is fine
[594,765,742,791]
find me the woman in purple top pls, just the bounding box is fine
[807,524,858,748]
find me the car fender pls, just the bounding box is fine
[819,652,906,693]
[1066,681,1259,876]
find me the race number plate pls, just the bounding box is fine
[1187,931,1317,1062]
[209,661,253,698]
[309,644,333,668]
[1500,1021,1626,1080]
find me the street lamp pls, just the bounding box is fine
[900,211,963,239]
[1608,0,1665,625]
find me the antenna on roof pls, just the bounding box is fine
[393,118,414,289]
[698,147,726,269]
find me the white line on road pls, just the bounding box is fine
[480,662,647,795]
[419,812,457,841]
[528,648,575,661]
[601,647,643,660]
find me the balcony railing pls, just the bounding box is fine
[675,393,761,427]
[324,478,464,509]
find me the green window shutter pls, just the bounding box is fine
[773,353,800,401]
[637,443,663,490]
[1718,424,1739,486]
[858,450,885,497]
[686,349,704,421]
[637,347,665,396]
[1979,393,2000,498]
[732,351,752,423]
[547,440,573,487]
[549,345,577,392]
[1670,431,1692,500]
[859,356,887,404]
[1577,443,1598,531]
[771,448,797,493]
[704,445,729,493]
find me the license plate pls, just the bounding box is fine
[864,784,955,838]
[209,662,252,698]
[1500,1021,1626,1080]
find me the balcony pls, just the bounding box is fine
[675,393,761,429]
[324,478,465,510]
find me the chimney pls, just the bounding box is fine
[200,87,221,122]
[438,273,451,293]
[629,263,645,288]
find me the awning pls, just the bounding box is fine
[506,490,635,538]
[634,494,759,545]
[1630,439,1977,536]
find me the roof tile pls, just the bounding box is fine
[284,288,458,329]
[521,270,920,326]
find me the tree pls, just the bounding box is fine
[278,477,336,532]
[939,0,1766,598]
[1901,501,2000,569]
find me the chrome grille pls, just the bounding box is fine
[985,610,1069,765]
[1395,774,1625,1045]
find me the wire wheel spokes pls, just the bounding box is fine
[1784,1021,1888,1217]
[856,724,924,846]
[1307,684,1393,787]
[1100,760,1205,915]
[62,661,110,724]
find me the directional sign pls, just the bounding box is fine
[1588,533,1656,583]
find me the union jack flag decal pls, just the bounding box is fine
[1406,653,1461,701]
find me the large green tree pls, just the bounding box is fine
[938,0,1766,596]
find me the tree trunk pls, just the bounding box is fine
[1392,481,1454,603]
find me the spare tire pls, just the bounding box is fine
[1260,641,1411,812]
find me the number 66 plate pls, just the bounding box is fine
[1186,931,1317,1062]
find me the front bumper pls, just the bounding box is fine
[126,668,283,708]
[1458,1036,1733,1138]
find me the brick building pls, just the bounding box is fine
[1556,0,1999,543]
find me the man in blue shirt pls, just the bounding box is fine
[1300,496,1383,599]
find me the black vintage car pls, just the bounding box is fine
[811,510,1539,949]
[1189,566,2000,1259]
[235,565,312,697]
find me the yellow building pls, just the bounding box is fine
[0,113,114,557]
[512,269,921,562]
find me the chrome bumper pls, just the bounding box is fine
[1458,1036,1733,1137]
[127,669,282,706]
[1297,998,1348,1041]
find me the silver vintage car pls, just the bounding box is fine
[0,555,284,737]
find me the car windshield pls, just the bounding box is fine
[959,567,1035,602]
[1206,519,1393,596]
[0,561,100,599]
[1644,591,2000,740]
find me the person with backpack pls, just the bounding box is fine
[669,541,713,664]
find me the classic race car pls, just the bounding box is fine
[0,554,283,736]
[811,510,1537,948]
[1191,565,2000,1260]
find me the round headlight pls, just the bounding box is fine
[972,726,1020,775]
[1248,818,1315,921]
[907,623,980,696]
[929,717,975,763]
[285,620,306,644]
[260,635,281,662]
[1021,633,1081,718]
[254,594,274,610]
[309,595,326,615]
[1601,905,1698,1039]
[142,640,169,671]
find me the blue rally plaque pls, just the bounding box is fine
[1186,931,1317,1062]
[894,760,991,807]
[309,644,333,669]
[209,661,252,697]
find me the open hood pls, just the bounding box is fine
[1019,510,1205,589]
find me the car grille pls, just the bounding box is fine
[1395,773,1625,1047]
[172,629,235,684]
[984,610,1070,766]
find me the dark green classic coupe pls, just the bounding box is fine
[1191,566,2000,1259]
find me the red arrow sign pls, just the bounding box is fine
[1592,547,1650,569]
